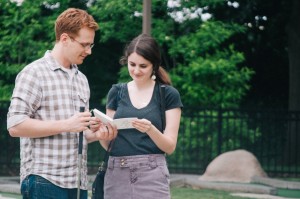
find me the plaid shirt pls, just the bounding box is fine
[7,51,90,189]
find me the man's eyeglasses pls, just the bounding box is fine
[69,35,94,50]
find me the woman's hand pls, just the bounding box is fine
[94,123,118,140]
[89,117,101,132]
[132,118,152,133]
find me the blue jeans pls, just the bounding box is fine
[21,175,87,199]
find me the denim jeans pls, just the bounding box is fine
[21,175,87,199]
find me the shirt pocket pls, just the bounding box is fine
[77,93,88,110]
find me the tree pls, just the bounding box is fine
[0,0,51,99]
[91,0,253,107]
[0,0,90,100]
[169,21,253,107]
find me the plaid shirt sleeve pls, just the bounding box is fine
[7,65,42,129]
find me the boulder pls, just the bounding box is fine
[199,149,267,183]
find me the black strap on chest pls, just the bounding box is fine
[159,83,166,132]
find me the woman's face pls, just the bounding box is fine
[128,52,153,82]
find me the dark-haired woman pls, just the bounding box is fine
[101,34,183,199]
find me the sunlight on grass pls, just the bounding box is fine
[171,187,253,199]
[277,188,300,198]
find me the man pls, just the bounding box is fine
[7,8,116,199]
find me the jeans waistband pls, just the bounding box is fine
[108,154,166,169]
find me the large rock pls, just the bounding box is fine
[199,149,267,183]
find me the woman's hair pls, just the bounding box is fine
[55,8,99,41]
[120,34,171,85]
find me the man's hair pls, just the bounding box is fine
[55,8,99,41]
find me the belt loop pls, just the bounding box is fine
[149,155,157,168]
[108,157,114,169]
[148,155,154,162]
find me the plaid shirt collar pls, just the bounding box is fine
[45,50,79,74]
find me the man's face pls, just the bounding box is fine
[65,27,95,66]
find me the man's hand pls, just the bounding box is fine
[66,111,91,133]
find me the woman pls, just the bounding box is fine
[102,34,183,199]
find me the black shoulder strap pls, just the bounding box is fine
[102,140,113,166]
[159,83,166,132]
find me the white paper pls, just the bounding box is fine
[92,108,136,129]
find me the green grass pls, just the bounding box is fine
[171,187,253,199]
[277,188,300,198]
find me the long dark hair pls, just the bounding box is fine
[120,34,171,85]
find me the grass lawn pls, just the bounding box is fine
[171,187,253,199]
[277,188,300,198]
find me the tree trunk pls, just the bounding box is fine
[286,0,300,165]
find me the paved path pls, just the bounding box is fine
[0,195,15,199]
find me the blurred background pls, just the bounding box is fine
[0,0,299,178]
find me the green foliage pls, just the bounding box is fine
[168,21,254,107]
[0,0,93,100]
[0,0,57,63]
[0,62,24,100]
[0,0,254,111]
[171,187,253,199]
[89,0,143,42]
[0,0,58,100]
[118,66,132,83]
[89,0,176,44]
[168,21,245,60]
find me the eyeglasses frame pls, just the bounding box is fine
[68,35,94,50]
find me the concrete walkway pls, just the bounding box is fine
[0,195,18,199]
[0,176,19,195]
[171,174,277,194]
[0,174,299,199]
